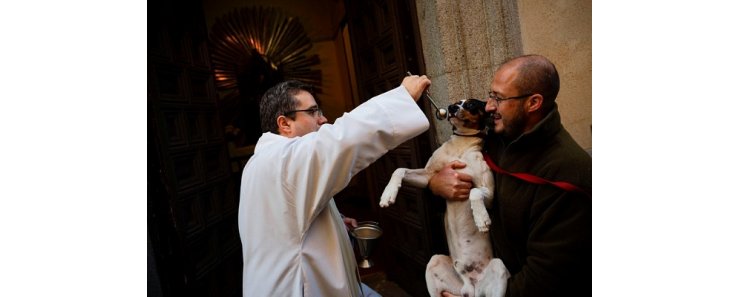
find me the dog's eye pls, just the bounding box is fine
[463,101,478,111]
[463,99,486,112]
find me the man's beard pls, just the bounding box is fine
[485,105,527,140]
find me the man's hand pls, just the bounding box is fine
[441,292,461,297]
[402,75,431,102]
[429,161,473,201]
[342,216,358,231]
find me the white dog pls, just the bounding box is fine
[379,99,509,297]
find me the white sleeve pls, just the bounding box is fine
[282,85,429,229]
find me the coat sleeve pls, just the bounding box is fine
[281,85,430,233]
[505,189,592,297]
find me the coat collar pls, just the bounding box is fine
[490,104,563,149]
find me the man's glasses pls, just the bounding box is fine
[285,107,323,117]
[487,91,533,105]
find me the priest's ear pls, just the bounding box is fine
[276,115,292,136]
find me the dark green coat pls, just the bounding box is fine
[485,106,592,297]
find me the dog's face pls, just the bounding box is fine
[447,99,488,131]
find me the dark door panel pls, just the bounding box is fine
[148,0,241,296]
[344,0,445,296]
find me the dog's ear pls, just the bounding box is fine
[462,98,489,130]
[474,98,487,108]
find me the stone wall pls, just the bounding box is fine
[518,0,592,150]
[415,0,591,151]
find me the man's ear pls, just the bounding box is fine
[526,94,543,113]
[277,115,291,135]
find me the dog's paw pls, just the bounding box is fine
[470,195,491,232]
[476,223,490,233]
[473,207,491,232]
[379,187,399,207]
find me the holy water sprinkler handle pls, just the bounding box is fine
[405,71,448,120]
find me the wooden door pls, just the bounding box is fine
[148,0,241,296]
[345,0,447,296]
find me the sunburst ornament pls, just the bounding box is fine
[209,6,322,143]
[210,6,322,101]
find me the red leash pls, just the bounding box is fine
[483,154,589,195]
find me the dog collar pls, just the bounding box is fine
[453,131,486,138]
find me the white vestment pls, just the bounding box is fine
[238,85,429,297]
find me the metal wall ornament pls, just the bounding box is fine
[209,6,322,144]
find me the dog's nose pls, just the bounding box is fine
[447,104,459,115]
